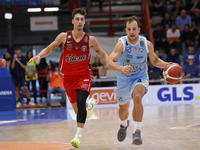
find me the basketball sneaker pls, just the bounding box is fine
[86,98,96,119]
[132,129,143,145]
[70,135,81,148]
[117,119,130,142]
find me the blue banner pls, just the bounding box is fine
[0,0,59,6]
[0,50,15,111]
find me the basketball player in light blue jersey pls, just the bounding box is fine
[107,16,169,145]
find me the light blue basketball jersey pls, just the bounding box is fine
[116,35,149,79]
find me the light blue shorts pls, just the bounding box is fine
[116,76,149,105]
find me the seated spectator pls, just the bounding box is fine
[46,62,66,108]
[176,9,192,31]
[166,48,180,65]
[191,0,200,15]
[181,24,193,55]
[192,8,200,28]
[166,0,177,14]
[148,0,164,18]
[182,55,200,83]
[155,49,165,60]
[3,52,11,72]
[153,23,168,54]
[148,60,162,85]
[92,56,102,78]
[167,23,181,54]
[183,43,199,65]
[161,11,173,31]
[172,0,184,19]
[98,61,115,87]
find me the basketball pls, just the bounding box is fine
[163,63,182,84]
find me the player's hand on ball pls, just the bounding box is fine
[0,59,6,68]
[121,65,133,77]
[28,55,40,64]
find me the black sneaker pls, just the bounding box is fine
[132,129,142,145]
[117,119,130,142]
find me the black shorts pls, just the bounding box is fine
[12,77,27,87]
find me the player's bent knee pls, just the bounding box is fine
[133,94,142,105]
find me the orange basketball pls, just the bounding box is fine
[163,63,182,84]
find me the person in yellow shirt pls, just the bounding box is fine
[25,51,38,105]
[46,62,66,108]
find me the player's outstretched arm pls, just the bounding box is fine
[107,40,133,77]
[29,32,66,64]
[0,58,6,68]
[90,36,109,64]
[148,40,169,69]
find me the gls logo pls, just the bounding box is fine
[157,86,194,102]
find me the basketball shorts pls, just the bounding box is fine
[64,73,92,104]
[12,77,27,87]
[117,76,149,105]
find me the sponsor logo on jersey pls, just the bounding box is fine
[137,79,142,82]
[67,41,72,43]
[65,54,86,63]
[82,83,88,89]
[84,36,88,42]
[139,48,143,52]
[132,47,137,52]
[67,35,71,40]
[125,47,131,53]
[75,46,79,49]
[125,54,133,63]
[81,45,87,52]
[137,56,143,59]
[117,96,123,102]
[67,44,72,50]
[140,40,144,47]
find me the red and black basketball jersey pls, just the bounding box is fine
[59,30,92,76]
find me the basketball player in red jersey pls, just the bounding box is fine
[0,58,6,68]
[29,8,109,148]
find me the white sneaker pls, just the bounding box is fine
[16,102,21,108]
[86,98,96,119]
[28,101,36,106]
[70,135,82,148]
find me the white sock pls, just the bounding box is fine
[86,102,92,110]
[133,121,142,133]
[76,127,83,136]
[121,118,128,127]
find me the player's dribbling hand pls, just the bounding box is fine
[0,59,6,68]
[121,65,133,77]
[28,55,40,64]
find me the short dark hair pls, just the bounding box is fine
[125,16,141,28]
[14,46,21,50]
[72,8,86,19]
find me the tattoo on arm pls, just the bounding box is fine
[52,45,58,51]
[96,50,100,54]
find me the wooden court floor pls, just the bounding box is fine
[0,104,200,150]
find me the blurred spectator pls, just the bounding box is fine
[149,0,164,18]
[161,11,173,31]
[10,46,33,107]
[148,60,162,85]
[25,51,38,105]
[155,49,165,60]
[192,8,200,28]
[182,55,200,83]
[181,24,193,55]
[172,0,184,19]
[3,52,11,72]
[166,48,180,64]
[183,43,199,65]
[46,62,66,108]
[98,61,115,87]
[92,56,102,78]
[166,23,181,54]
[176,9,192,31]
[37,58,49,102]
[166,0,177,14]
[153,23,168,54]
[191,0,200,14]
